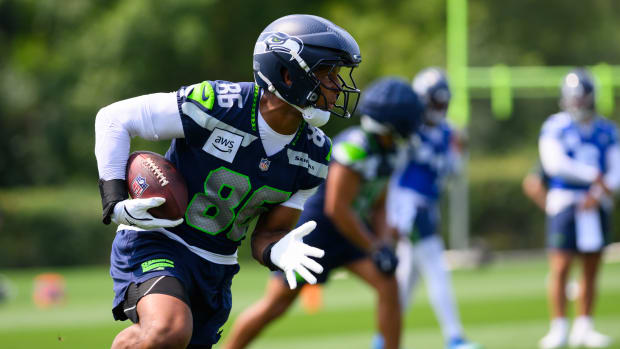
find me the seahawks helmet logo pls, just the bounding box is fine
[254,32,304,61]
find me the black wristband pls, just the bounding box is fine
[98,179,128,225]
[262,242,280,271]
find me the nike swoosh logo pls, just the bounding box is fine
[202,87,210,102]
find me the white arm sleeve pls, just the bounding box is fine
[539,137,599,184]
[95,92,184,180]
[281,187,319,210]
[604,144,620,192]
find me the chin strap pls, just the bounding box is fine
[257,71,331,128]
[270,85,330,127]
[300,106,330,128]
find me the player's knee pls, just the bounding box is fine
[375,277,398,298]
[142,319,192,349]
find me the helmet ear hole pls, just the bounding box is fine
[281,67,292,87]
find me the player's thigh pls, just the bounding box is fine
[548,250,573,276]
[127,276,193,339]
[137,292,193,337]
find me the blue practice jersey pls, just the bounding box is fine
[540,112,618,190]
[397,121,454,199]
[163,80,331,255]
[303,127,397,224]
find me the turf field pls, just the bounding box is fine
[0,256,618,349]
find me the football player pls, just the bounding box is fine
[538,68,618,349]
[94,14,361,349]
[221,77,424,349]
[377,67,481,349]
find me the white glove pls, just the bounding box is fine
[112,197,183,229]
[271,221,325,289]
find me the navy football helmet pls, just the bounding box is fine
[412,67,451,125]
[560,68,596,122]
[358,77,423,138]
[253,14,362,126]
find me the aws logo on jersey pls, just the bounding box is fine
[254,32,303,60]
[204,128,243,163]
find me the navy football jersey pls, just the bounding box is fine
[163,80,331,255]
[304,127,397,224]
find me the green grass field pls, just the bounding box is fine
[1,257,619,349]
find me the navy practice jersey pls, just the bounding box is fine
[397,121,454,199]
[303,127,397,224]
[540,112,618,190]
[163,80,331,255]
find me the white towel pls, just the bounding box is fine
[575,208,604,252]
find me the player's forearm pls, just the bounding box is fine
[539,137,599,183]
[368,190,392,243]
[326,207,373,251]
[250,205,302,267]
[371,207,395,244]
[522,174,547,211]
[250,229,287,267]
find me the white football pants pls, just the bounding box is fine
[396,234,464,341]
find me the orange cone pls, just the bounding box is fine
[300,283,323,314]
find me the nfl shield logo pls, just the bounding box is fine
[259,158,270,171]
[131,175,149,197]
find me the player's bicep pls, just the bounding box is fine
[95,93,184,180]
[145,92,185,140]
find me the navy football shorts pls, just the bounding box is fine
[546,205,611,252]
[110,229,239,347]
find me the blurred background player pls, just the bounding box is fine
[377,67,482,349]
[95,14,361,349]
[537,68,619,349]
[221,77,424,349]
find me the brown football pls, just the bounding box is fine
[125,151,188,220]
